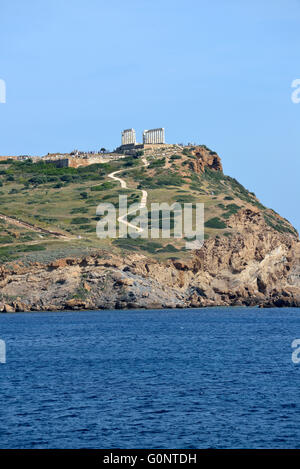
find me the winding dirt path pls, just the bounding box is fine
[108,171,127,189]
[0,156,150,246]
[108,157,149,233]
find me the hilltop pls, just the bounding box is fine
[0,145,299,311]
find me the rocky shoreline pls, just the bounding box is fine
[0,209,299,313]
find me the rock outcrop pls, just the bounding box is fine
[0,208,299,312]
[189,145,223,173]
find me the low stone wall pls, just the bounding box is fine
[0,156,19,161]
[44,154,125,169]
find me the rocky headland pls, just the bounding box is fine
[0,207,299,312]
[0,145,299,312]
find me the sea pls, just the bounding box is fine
[0,307,300,449]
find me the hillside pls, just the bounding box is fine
[0,145,297,262]
[0,145,299,311]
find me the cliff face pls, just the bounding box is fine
[189,145,223,173]
[0,146,299,312]
[188,209,300,307]
[0,208,299,312]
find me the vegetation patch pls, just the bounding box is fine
[205,217,227,229]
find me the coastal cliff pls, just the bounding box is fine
[0,207,299,312]
[0,145,299,312]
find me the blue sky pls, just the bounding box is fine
[0,0,300,231]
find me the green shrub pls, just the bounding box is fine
[170,154,181,160]
[205,217,227,229]
[149,158,165,168]
[113,238,162,253]
[29,175,47,185]
[78,224,95,232]
[157,244,180,252]
[90,181,115,191]
[71,207,87,214]
[222,203,240,219]
[0,235,13,244]
[71,217,90,224]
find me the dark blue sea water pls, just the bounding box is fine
[0,307,300,449]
